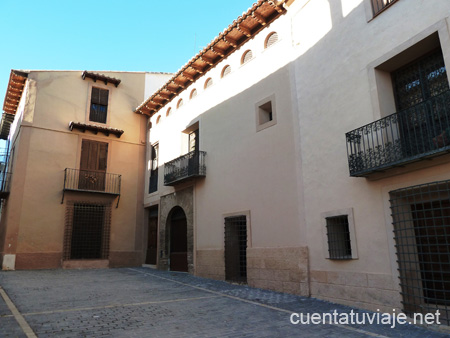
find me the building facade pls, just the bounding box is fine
[0,70,171,270]
[136,0,450,324]
[2,0,450,326]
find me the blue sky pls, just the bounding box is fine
[0,0,256,104]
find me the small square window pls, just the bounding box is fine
[321,208,358,260]
[90,87,108,123]
[255,95,277,132]
[326,216,352,260]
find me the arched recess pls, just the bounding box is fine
[166,206,188,272]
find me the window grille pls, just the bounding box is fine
[390,180,450,325]
[371,0,397,16]
[156,115,161,124]
[166,107,172,117]
[204,78,213,89]
[224,216,247,283]
[90,87,108,123]
[241,50,253,65]
[265,32,278,49]
[177,99,183,109]
[221,65,231,78]
[64,202,111,260]
[190,88,197,99]
[326,215,352,260]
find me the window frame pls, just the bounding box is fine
[321,208,358,260]
[86,82,111,125]
[255,94,277,132]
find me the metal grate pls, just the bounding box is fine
[390,180,450,325]
[221,65,231,78]
[326,215,352,260]
[64,202,111,260]
[164,150,206,186]
[224,215,247,283]
[265,32,278,48]
[371,0,397,16]
[241,50,253,65]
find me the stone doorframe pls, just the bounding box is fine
[158,187,194,273]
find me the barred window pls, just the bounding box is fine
[371,0,397,16]
[190,88,197,99]
[64,202,111,260]
[221,65,231,78]
[204,78,213,89]
[326,215,352,260]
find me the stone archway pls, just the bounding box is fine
[167,206,188,272]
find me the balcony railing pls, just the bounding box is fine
[0,172,11,198]
[63,168,121,194]
[164,151,206,186]
[346,90,450,177]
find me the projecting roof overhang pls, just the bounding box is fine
[134,0,288,117]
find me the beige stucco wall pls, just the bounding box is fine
[1,70,171,269]
[288,0,450,309]
[142,0,450,312]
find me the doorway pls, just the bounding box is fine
[224,215,247,283]
[146,206,158,265]
[168,206,188,272]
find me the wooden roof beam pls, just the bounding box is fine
[237,24,252,37]
[158,92,172,100]
[173,79,186,88]
[211,46,226,57]
[190,64,205,74]
[200,55,214,66]
[223,36,238,47]
[182,72,195,81]
[252,11,267,25]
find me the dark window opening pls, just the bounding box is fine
[258,101,273,125]
[390,181,450,325]
[371,0,397,17]
[149,143,159,194]
[225,215,247,283]
[90,87,109,124]
[64,202,111,260]
[326,215,352,260]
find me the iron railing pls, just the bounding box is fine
[0,172,11,197]
[164,151,206,186]
[371,0,397,16]
[63,168,121,195]
[346,90,450,177]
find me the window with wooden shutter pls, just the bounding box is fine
[79,139,108,191]
[90,87,109,123]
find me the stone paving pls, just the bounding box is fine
[0,267,448,337]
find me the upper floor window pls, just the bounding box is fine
[264,32,278,49]
[166,107,172,116]
[156,115,161,124]
[204,78,213,89]
[221,65,231,78]
[190,88,197,99]
[241,50,253,65]
[177,98,184,109]
[90,87,109,124]
[371,0,397,16]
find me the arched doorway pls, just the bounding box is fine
[167,206,188,272]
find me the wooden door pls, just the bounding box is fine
[79,140,108,191]
[146,215,158,265]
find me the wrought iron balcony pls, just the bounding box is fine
[164,151,206,186]
[63,168,121,194]
[0,172,11,198]
[346,90,450,177]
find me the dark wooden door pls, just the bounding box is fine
[79,140,108,191]
[146,215,158,265]
[170,210,188,272]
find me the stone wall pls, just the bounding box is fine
[196,249,225,280]
[310,270,402,313]
[158,187,194,273]
[247,247,309,296]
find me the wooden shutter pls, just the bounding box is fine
[91,88,109,105]
[80,140,108,172]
